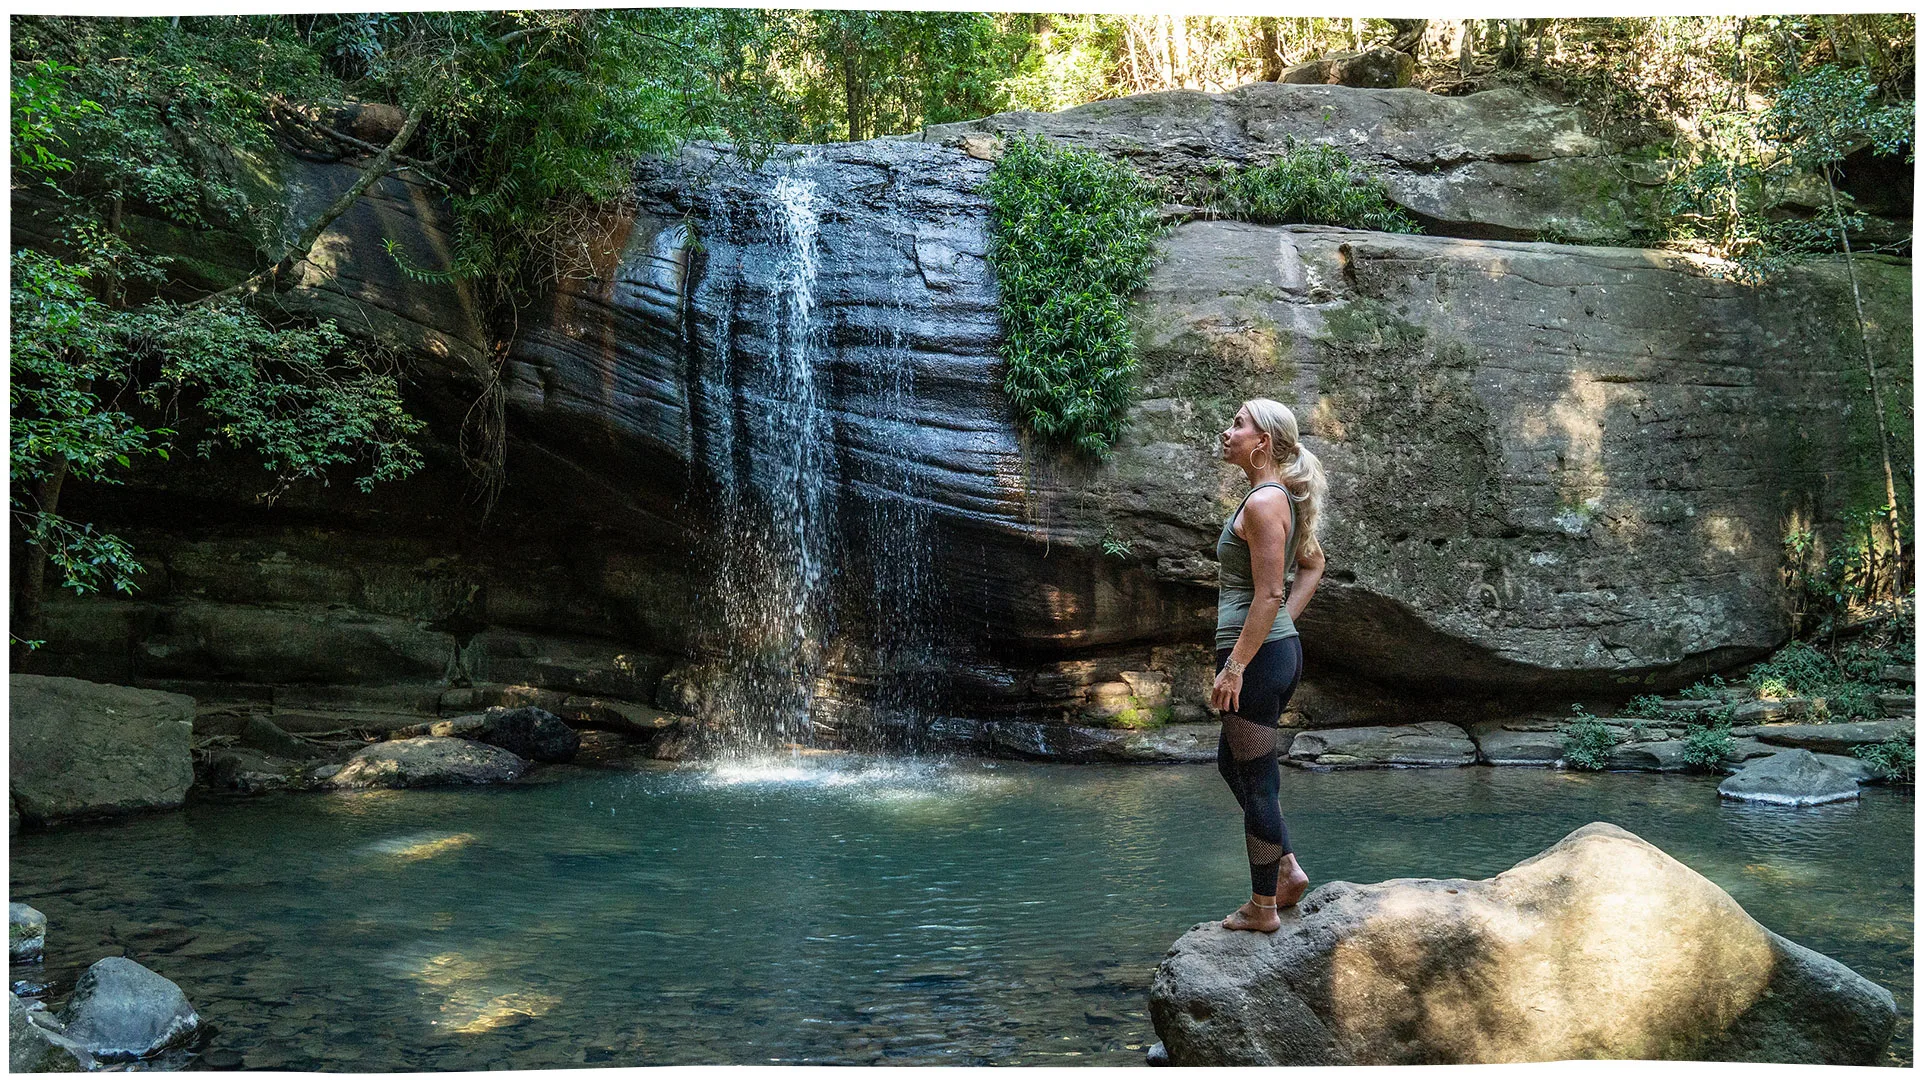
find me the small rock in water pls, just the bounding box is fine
[10,902,46,962]
[1718,749,1860,806]
[58,956,201,1061]
[1146,1041,1170,1066]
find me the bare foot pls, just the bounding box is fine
[1221,900,1281,933]
[1274,855,1310,908]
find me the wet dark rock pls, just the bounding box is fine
[10,991,91,1072]
[198,747,315,794]
[10,904,46,963]
[329,736,527,789]
[394,706,580,763]
[1149,823,1896,1065]
[238,716,313,758]
[10,676,195,826]
[58,957,201,1062]
[1145,1041,1170,1066]
[1718,749,1860,806]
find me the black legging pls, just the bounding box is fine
[1214,636,1303,896]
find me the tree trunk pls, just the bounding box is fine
[1172,14,1192,89]
[1386,19,1427,59]
[13,461,69,661]
[1823,162,1909,590]
[1258,18,1284,80]
[1458,19,1475,78]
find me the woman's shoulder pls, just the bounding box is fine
[1239,484,1296,529]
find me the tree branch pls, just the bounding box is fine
[195,104,424,307]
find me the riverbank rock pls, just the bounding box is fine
[1746,719,1914,755]
[58,957,200,1062]
[1149,822,1895,1065]
[1718,749,1860,806]
[392,705,580,763]
[328,736,527,789]
[10,993,91,1072]
[1281,46,1415,89]
[1285,722,1476,768]
[10,676,195,826]
[10,903,47,963]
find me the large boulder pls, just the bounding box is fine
[1747,719,1914,755]
[9,676,195,825]
[328,736,527,789]
[1281,47,1415,90]
[1149,823,1896,1064]
[1285,721,1476,767]
[57,957,200,1062]
[1718,748,1860,806]
[924,83,1663,242]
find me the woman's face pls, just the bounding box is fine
[1220,406,1267,467]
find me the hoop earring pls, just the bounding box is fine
[1251,447,1271,471]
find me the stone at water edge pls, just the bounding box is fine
[10,903,46,963]
[9,675,195,825]
[10,992,92,1072]
[1284,721,1477,768]
[328,736,527,789]
[57,957,200,1062]
[1718,748,1860,806]
[1148,822,1896,1065]
[417,706,581,763]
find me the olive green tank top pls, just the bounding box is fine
[1216,482,1303,650]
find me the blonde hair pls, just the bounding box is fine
[1243,397,1327,556]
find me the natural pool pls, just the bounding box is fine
[10,757,1913,1069]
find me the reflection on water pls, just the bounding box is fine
[10,758,1912,1068]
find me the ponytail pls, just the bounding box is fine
[1242,397,1328,558]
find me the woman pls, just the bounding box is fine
[1211,398,1328,933]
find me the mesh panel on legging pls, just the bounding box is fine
[1217,712,1291,896]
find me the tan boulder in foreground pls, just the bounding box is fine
[1149,822,1895,1065]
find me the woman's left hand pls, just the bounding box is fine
[1211,667,1243,715]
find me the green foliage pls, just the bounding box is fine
[983,134,1167,456]
[1854,739,1915,783]
[1182,142,1421,233]
[1666,64,1914,279]
[1748,640,1839,697]
[1746,638,1889,721]
[1677,674,1729,700]
[786,11,1015,142]
[1783,505,1906,635]
[1560,705,1618,771]
[1620,693,1678,721]
[1680,720,1737,772]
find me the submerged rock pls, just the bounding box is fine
[9,676,195,826]
[1285,722,1476,768]
[1149,822,1895,1065]
[58,957,200,1062]
[329,736,527,789]
[10,992,90,1072]
[10,903,46,963]
[1718,749,1860,806]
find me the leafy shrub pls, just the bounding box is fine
[1620,694,1677,722]
[1747,641,1838,697]
[1854,740,1915,783]
[1678,675,1728,700]
[1680,723,1737,773]
[983,134,1167,456]
[1181,141,1421,233]
[1812,681,1885,723]
[1560,706,1617,771]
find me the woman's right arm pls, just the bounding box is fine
[1286,545,1325,625]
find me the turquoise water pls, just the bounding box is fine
[10,758,1912,1068]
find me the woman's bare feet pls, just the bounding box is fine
[1221,898,1281,932]
[1221,856,1312,932]
[1273,854,1310,908]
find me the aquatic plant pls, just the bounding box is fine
[983,133,1167,456]
[1559,706,1617,771]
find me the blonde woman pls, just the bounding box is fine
[1211,398,1328,932]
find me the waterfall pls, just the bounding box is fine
[678,151,952,756]
[698,170,836,753]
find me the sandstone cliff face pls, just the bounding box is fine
[22,85,1911,737]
